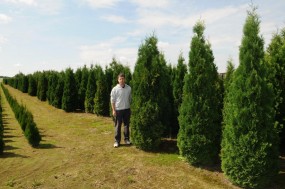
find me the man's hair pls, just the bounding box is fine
[118,73,125,78]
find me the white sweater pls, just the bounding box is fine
[110,84,131,110]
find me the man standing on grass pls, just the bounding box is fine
[110,73,131,148]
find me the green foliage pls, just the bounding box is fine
[221,9,279,189]
[94,67,109,116]
[85,66,97,113]
[223,59,235,96]
[78,65,89,110]
[159,55,174,138]
[37,72,48,101]
[25,119,41,147]
[178,21,222,165]
[266,27,285,149]
[62,68,78,112]
[172,53,187,137]
[1,84,41,148]
[28,74,37,96]
[131,34,169,151]
[47,71,60,106]
[53,72,64,109]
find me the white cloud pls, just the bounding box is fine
[0,36,8,44]
[81,0,121,9]
[130,0,170,8]
[136,5,247,29]
[0,14,12,24]
[79,36,137,69]
[5,0,63,15]
[101,15,129,24]
[14,63,22,67]
[5,0,36,6]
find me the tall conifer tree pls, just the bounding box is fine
[266,28,285,151]
[37,72,48,101]
[28,74,37,96]
[131,35,166,150]
[172,54,187,137]
[222,9,279,188]
[85,66,97,113]
[78,65,89,110]
[177,21,221,165]
[94,67,109,116]
[62,68,77,112]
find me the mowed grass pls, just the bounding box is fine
[0,85,284,189]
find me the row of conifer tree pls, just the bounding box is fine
[3,7,285,189]
[0,93,4,154]
[1,84,41,147]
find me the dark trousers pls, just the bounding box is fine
[114,109,131,143]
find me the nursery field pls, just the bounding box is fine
[0,85,284,189]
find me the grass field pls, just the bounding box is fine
[0,85,284,189]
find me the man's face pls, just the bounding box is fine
[118,76,125,86]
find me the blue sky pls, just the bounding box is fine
[0,0,284,77]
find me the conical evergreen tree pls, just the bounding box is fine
[47,71,59,106]
[177,21,222,165]
[62,68,77,112]
[85,66,97,113]
[94,67,109,116]
[28,74,37,96]
[221,9,279,188]
[75,68,82,109]
[78,65,89,110]
[172,53,187,137]
[266,28,285,152]
[131,34,167,151]
[53,72,64,109]
[37,72,48,101]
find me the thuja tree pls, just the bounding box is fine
[85,65,97,113]
[78,65,89,110]
[159,54,173,138]
[94,67,109,116]
[172,53,187,137]
[47,71,59,106]
[62,68,77,112]
[221,9,279,189]
[53,72,64,109]
[131,35,168,151]
[177,21,222,165]
[266,28,285,151]
[28,74,37,96]
[37,72,48,101]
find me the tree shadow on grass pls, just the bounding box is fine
[4,145,19,151]
[157,138,179,154]
[38,143,62,149]
[3,134,19,139]
[0,152,29,158]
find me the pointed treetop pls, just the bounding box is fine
[193,20,205,37]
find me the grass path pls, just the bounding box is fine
[0,84,264,188]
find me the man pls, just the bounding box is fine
[110,73,131,148]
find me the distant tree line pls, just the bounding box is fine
[1,84,41,147]
[2,7,285,189]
